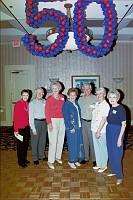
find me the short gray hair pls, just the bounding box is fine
[107,89,120,100]
[34,87,44,94]
[82,83,92,91]
[96,87,106,96]
[50,82,62,91]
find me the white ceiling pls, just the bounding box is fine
[0,0,133,44]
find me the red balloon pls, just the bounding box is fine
[77,21,82,26]
[106,3,110,8]
[26,19,30,24]
[43,9,47,15]
[86,48,91,52]
[54,12,59,17]
[34,46,39,50]
[77,2,82,7]
[26,48,30,51]
[77,10,82,15]
[107,33,112,37]
[61,28,66,32]
[104,0,108,4]
[60,32,64,37]
[50,46,55,51]
[28,0,33,4]
[78,27,82,32]
[59,16,64,21]
[78,32,83,37]
[108,21,112,26]
[108,27,112,32]
[38,46,42,51]
[103,43,108,48]
[61,21,65,26]
[93,50,97,54]
[77,15,82,20]
[108,14,113,19]
[34,16,38,21]
[27,12,31,17]
[81,45,86,50]
[54,42,58,48]
[38,13,42,18]
[49,11,54,16]
[81,38,86,42]
[107,10,112,15]
[30,42,34,46]
[45,48,50,54]
[106,39,110,44]
[29,35,34,39]
[28,5,32,9]
[58,38,63,43]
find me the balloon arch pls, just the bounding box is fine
[22,0,117,58]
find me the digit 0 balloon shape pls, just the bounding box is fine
[22,0,117,58]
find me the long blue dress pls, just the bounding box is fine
[62,99,85,163]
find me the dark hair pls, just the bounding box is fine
[67,88,78,96]
[21,89,29,95]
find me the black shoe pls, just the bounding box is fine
[34,160,39,165]
[25,160,30,164]
[93,161,96,167]
[80,160,89,164]
[39,157,48,161]
[19,163,28,168]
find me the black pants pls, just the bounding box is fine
[17,126,30,165]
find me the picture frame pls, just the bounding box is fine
[71,75,100,93]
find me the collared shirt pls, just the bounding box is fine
[29,98,46,132]
[91,100,110,133]
[78,94,97,120]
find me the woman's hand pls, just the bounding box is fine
[117,136,122,147]
[70,128,75,133]
[48,123,53,132]
[14,132,18,136]
[95,130,101,139]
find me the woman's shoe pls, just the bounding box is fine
[107,173,116,177]
[47,162,55,170]
[98,167,107,173]
[68,162,76,169]
[75,162,81,167]
[93,166,100,170]
[117,179,123,185]
[55,158,62,164]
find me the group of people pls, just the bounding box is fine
[13,82,126,186]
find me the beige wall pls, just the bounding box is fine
[0,41,133,124]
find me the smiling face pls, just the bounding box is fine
[96,91,105,103]
[83,85,92,97]
[21,92,29,102]
[36,89,44,100]
[69,92,77,103]
[108,93,119,106]
[52,86,60,97]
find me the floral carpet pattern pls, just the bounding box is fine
[0,126,133,151]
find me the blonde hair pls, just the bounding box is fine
[50,82,62,91]
[96,87,106,96]
[107,89,120,100]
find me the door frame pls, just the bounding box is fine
[3,65,35,126]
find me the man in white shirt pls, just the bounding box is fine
[78,83,97,166]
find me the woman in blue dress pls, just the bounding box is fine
[62,88,85,169]
[106,90,126,185]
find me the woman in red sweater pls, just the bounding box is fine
[45,82,65,169]
[14,89,30,168]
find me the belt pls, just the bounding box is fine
[82,119,91,122]
[34,118,46,121]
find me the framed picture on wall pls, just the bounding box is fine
[71,75,100,94]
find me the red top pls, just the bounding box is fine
[45,94,65,124]
[13,100,29,132]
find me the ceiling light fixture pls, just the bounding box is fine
[46,3,93,52]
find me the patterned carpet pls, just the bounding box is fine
[0,126,133,151]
